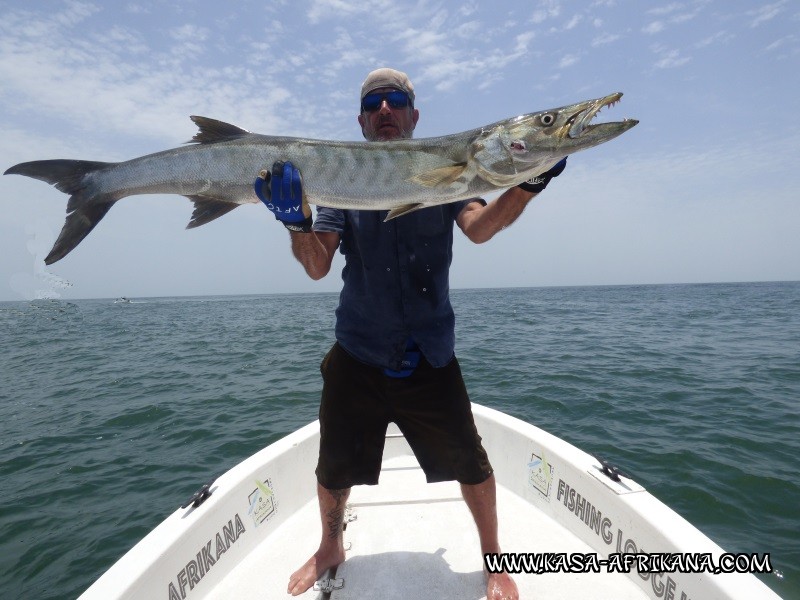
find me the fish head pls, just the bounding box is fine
[472,92,638,187]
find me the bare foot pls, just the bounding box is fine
[287,545,346,596]
[486,570,519,600]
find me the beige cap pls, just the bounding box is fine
[360,67,415,104]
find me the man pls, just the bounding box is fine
[256,68,566,599]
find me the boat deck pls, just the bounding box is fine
[207,452,646,599]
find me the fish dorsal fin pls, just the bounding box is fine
[189,116,251,144]
[410,163,468,188]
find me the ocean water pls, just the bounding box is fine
[1,282,798,599]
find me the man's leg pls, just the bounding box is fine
[287,484,350,596]
[461,475,519,600]
[291,344,386,594]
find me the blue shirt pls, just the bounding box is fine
[314,201,480,371]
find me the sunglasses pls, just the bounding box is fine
[361,90,413,113]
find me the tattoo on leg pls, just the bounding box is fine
[326,489,348,540]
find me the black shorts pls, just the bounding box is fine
[315,342,493,489]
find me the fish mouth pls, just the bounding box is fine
[566,92,634,138]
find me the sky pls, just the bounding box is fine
[0,0,798,301]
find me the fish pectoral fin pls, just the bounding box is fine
[188,116,251,144]
[186,196,240,228]
[410,163,468,188]
[384,203,426,221]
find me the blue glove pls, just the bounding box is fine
[255,161,312,233]
[517,157,567,194]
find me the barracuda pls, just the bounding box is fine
[5,92,637,264]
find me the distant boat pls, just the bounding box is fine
[114,297,132,304]
[77,403,781,599]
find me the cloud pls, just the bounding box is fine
[648,3,684,17]
[458,2,479,17]
[695,31,734,48]
[514,32,536,54]
[558,54,581,69]
[307,0,366,24]
[592,32,621,47]
[547,13,583,34]
[765,34,799,54]
[384,7,538,95]
[748,1,787,27]
[670,10,699,24]
[167,24,210,61]
[125,4,151,15]
[643,2,704,33]
[453,20,482,39]
[0,4,300,143]
[55,0,100,27]
[642,21,665,34]
[0,1,449,145]
[655,51,691,69]
[650,45,692,69]
[170,23,209,42]
[530,0,561,24]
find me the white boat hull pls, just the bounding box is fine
[79,404,780,599]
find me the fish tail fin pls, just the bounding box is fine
[5,159,120,264]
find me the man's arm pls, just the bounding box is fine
[457,158,567,244]
[456,187,536,244]
[290,230,340,280]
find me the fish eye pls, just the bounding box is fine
[540,113,556,126]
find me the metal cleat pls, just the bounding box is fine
[313,578,344,593]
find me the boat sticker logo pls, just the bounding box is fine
[527,451,553,499]
[248,477,277,527]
